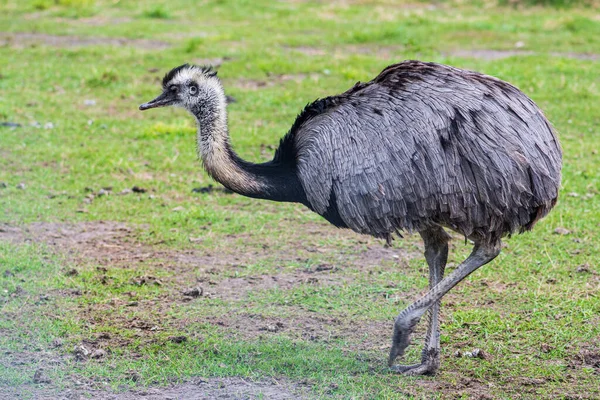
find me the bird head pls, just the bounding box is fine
[139,64,221,112]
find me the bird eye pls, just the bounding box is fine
[189,85,198,95]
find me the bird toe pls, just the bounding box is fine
[389,362,438,376]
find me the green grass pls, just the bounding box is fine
[1,0,599,398]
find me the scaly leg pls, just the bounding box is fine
[390,226,450,375]
[389,239,501,375]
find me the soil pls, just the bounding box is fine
[232,73,322,90]
[283,44,405,60]
[447,49,600,61]
[283,45,600,62]
[2,377,308,400]
[0,220,421,399]
[0,32,171,50]
[3,219,596,398]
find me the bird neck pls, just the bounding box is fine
[190,86,303,203]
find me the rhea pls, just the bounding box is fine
[140,61,562,375]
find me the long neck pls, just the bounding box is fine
[191,83,304,203]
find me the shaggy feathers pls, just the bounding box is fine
[289,61,561,242]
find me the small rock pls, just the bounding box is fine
[466,348,486,359]
[553,227,571,235]
[0,182,7,188]
[33,369,51,384]
[183,287,203,297]
[132,186,147,193]
[125,371,141,382]
[16,182,26,190]
[126,301,138,307]
[454,350,462,358]
[118,188,132,195]
[87,119,94,126]
[169,336,188,344]
[44,122,54,129]
[567,192,579,197]
[30,121,41,128]
[38,294,50,302]
[3,269,13,277]
[262,322,284,332]
[189,237,203,243]
[576,264,590,273]
[172,206,186,212]
[515,41,525,48]
[97,188,109,197]
[132,276,162,286]
[91,349,107,359]
[73,345,90,361]
[84,99,97,106]
[540,343,552,353]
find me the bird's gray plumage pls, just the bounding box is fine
[140,60,562,375]
[288,61,561,243]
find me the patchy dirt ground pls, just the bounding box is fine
[3,376,308,400]
[447,48,600,61]
[2,220,598,400]
[283,44,600,61]
[4,220,595,399]
[0,32,170,50]
[0,220,422,399]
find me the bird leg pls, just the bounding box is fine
[390,227,451,374]
[389,238,501,375]
[387,226,449,375]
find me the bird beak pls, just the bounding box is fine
[139,91,176,111]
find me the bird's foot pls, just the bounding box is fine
[389,348,440,376]
[389,361,437,376]
[388,315,420,367]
